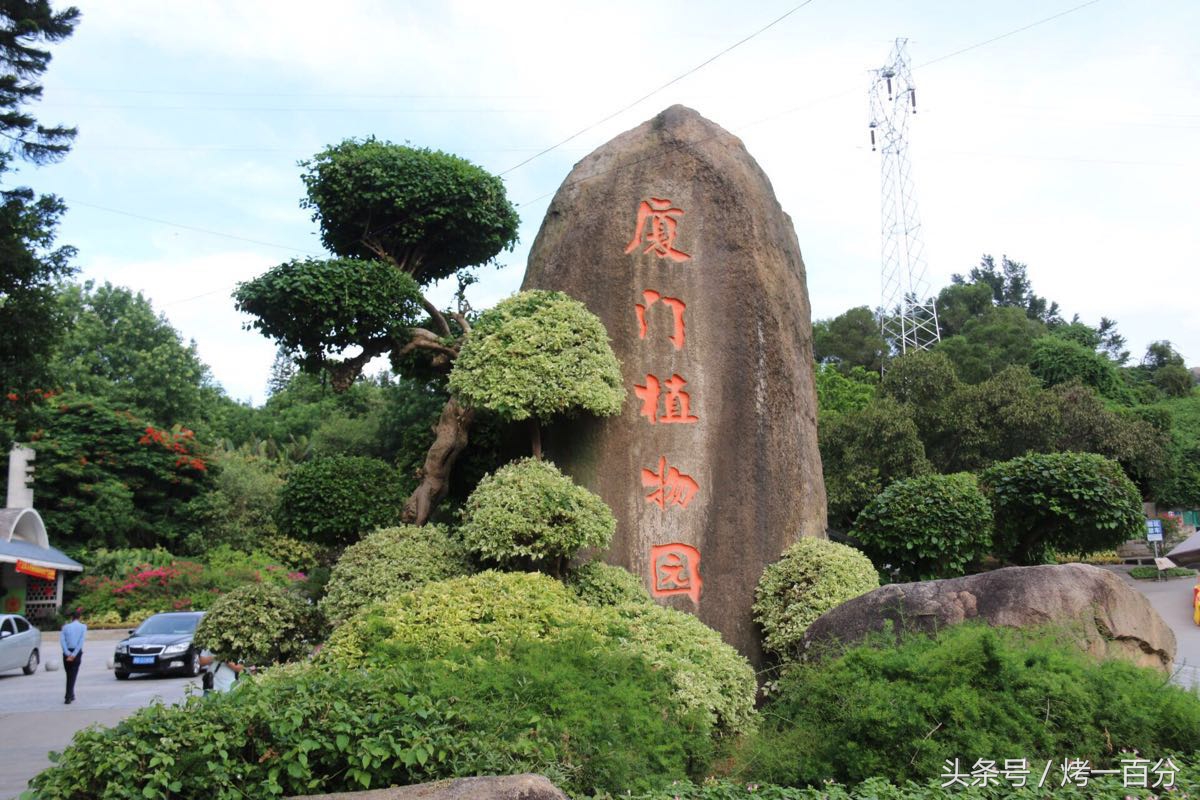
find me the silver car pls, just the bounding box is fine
[0,613,41,675]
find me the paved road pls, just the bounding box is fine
[0,629,199,799]
[1118,571,1200,689]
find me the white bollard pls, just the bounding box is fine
[44,660,59,672]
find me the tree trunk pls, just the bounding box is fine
[530,419,542,459]
[401,395,475,526]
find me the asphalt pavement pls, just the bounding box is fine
[0,628,199,799]
[1115,569,1200,689]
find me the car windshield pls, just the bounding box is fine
[134,615,200,636]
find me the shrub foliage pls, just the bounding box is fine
[459,458,615,571]
[194,582,320,666]
[275,455,405,546]
[753,538,879,662]
[565,560,652,606]
[851,472,994,580]
[322,571,756,738]
[30,637,712,799]
[981,451,1144,564]
[320,525,471,625]
[738,624,1200,788]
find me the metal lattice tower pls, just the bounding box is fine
[869,38,939,357]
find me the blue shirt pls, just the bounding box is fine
[60,620,86,657]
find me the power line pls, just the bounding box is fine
[498,0,819,177]
[64,198,319,254]
[515,0,1107,207]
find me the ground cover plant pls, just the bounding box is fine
[1128,565,1195,580]
[29,636,712,799]
[735,623,1200,788]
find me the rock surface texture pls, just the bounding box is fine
[803,563,1176,671]
[521,105,826,662]
[289,774,568,800]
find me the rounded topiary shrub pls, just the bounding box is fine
[29,638,713,799]
[195,583,320,666]
[981,451,1144,565]
[753,537,879,663]
[320,525,472,625]
[275,455,406,546]
[565,560,652,607]
[459,458,615,571]
[322,570,756,739]
[448,290,624,423]
[851,472,994,580]
[737,623,1200,788]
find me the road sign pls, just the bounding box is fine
[1146,519,1164,542]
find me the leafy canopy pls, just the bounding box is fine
[274,455,405,546]
[194,582,320,666]
[851,472,994,581]
[449,290,624,422]
[233,257,424,372]
[981,451,1144,565]
[299,137,519,284]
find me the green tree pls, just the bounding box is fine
[851,473,994,581]
[934,281,993,339]
[235,139,521,525]
[448,290,623,457]
[0,0,79,403]
[27,392,212,549]
[936,306,1047,383]
[1028,335,1120,397]
[952,254,1061,324]
[981,452,1144,564]
[812,306,886,373]
[275,455,405,546]
[49,282,218,425]
[813,363,876,421]
[819,397,931,530]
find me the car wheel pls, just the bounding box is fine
[115,670,130,680]
[22,648,38,675]
[184,651,200,677]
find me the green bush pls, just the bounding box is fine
[322,571,756,738]
[448,290,624,423]
[320,525,472,625]
[565,560,652,606]
[1129,565,1195,580]
[275,455,406,546]
[736,623,1200,788]
[259,534,325,571]
[981,452,1144,565]
[194,583,320,666]
[851,473,994,580]
[459,458,615,572]
[753,538,879,663]
[31,637,712,798]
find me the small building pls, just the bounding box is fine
[0,446,81,619]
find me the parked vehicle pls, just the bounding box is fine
[113,611,204,680]
[0,613,41,675]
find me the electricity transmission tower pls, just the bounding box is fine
[869,38,939,358]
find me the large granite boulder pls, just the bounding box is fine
[521,105,827,662]
[802,564,1176,671]
[290,774,567,800]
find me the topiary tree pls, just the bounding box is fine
[851,473,994,581]
[753,538,879,663]
[235,139,521,525]
[565,560,652,607]
[320,525,471,625]
[275,455,405,546]
[448,290,623,457]
[459,457,615,576]
[981,451,1144,565]
[194,582,320,666]
[322,570,757,739]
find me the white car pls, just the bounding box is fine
[0,613,42,675]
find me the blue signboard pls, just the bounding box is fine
[1145,519,1164,542]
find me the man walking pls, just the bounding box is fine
[59,609,86,704]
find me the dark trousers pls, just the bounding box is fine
[63,653,82,700]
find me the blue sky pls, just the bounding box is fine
[20,0,1200,404]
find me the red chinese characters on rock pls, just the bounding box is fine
[635,290,686,350]
[642,456,699,509]
[625,198,691,262]
[634,373,699,425]
[650,543,702,604]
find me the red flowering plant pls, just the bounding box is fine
[75,560,211,618]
